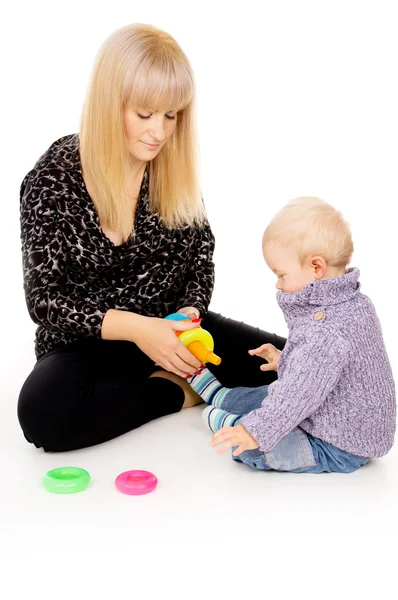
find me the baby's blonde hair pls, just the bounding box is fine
[262,197,354,268]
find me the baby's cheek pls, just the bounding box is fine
[286,279,301,293]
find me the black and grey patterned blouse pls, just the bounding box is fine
[20,134,215,359]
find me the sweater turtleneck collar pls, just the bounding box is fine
[277,267,361,319]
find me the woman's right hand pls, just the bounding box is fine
[129,314,203,377]
[248,343,281,371]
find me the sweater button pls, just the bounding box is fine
[314,311,324,321]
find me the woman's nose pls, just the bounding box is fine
[149,118,166,141]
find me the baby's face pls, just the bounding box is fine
[263,241,315,293]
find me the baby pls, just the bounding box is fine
[188,197,396,473]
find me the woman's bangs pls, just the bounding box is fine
[125,59,193,113]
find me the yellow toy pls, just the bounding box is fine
[164,313,221,366]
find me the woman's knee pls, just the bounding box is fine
[17,357,79,450]
[18,371,48,448]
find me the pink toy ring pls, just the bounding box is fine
[115,470,158,495]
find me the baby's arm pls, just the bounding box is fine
[241,331,350,452]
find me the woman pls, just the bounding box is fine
[18,23,286,452]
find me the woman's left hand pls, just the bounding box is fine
[210,424,259,456]
[177,306,200,320]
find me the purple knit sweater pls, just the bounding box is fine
[241,268,396,457]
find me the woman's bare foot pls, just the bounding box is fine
[149,370,204,408]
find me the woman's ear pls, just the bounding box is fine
[311,256,327,280]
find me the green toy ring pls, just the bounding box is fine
[43,467,90,494]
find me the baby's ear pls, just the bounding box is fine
[311,256,327,279]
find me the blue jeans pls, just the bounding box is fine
[222,385,369,473]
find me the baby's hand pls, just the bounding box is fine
[210,424,259,456]
[248,343,281,372]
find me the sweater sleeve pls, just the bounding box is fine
[176,217,215,315]
[240,331,350,452]
[20,169,108,337]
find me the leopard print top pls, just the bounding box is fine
[20,134,215,359]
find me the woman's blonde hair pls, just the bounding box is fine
[79,23,204,242]
[262,197,354,267]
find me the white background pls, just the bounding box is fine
[1,1,397,597]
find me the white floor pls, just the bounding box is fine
[1,337,397,598]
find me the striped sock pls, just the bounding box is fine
[187,367,232,407]
[202,405,241,433]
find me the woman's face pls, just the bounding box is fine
[123,107,178,163]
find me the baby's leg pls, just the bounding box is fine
[202,406,241,433]
[187,367,268,413]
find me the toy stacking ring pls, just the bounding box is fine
[115,470,158,495]
[43,467,90,494]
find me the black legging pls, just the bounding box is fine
[17,311,286,452]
